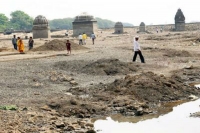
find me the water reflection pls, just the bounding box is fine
[95,99,200,133]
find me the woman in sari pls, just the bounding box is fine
[17,37,25,53]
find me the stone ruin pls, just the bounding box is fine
[32,15,51,39]
[72,12,98,36]
[114,22,124,34]
[175,8,185,31]
[139,22,146,32]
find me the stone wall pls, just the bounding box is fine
[73,21,97,36]
[33,29,51,39]
[175,23,185,31]
[139,26,146,32]
[135,22,200,32]
[115,27,123,34]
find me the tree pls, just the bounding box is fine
[0,13,9,31]
[0,13,8,25]
[10,10,33,30]
[49,18,74,30]
[95,17,115,28]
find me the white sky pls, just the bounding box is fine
[0,0,199,26]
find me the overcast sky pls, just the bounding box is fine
[0,0,199,25]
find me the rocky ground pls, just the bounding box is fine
[0,28,200,132]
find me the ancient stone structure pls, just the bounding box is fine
[139,22,146,32]
[175,9,185,31]
[32,15,51,39]
[114,22,123,34]
[72,12,98,36]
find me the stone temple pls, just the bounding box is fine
[139,22,146,32]
[32,15,51,39]
[114,22,124,34]
[175,9,185,31]
[72,12,98,36]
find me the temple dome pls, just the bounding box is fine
[175,9,185,23]
[115,22,123,27]
[33,15,49,25]
[140,22,145,26]
[74,12,96,22]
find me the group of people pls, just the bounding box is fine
[11,33,145,63]
[12,35,34,53]
[78,33,96,45]
[156,27,163,33]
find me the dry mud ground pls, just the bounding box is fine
[0,29,200,132]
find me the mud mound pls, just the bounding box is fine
[33,39,88,51]
[105,72,199,102]
[54,59,139,75]
[48,98,107,118]
[163,49,192,57]
[171,67,200,85]
[82,59,139,75]
[53,71,200,118]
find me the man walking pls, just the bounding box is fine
[12,35,17,50]
[133,36,145,63]
[90,33,96,45]
[78,33,83,45]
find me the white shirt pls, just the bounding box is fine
[91,34,96,39]
[78,35,82,39]
[133,39,141,51]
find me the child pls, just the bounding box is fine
[28,37,34,50]
[66,40,71,54]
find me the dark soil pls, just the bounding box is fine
[33,39,88,51]
[54,59,139,76]
[48,71,200,118]
[171,67,200,85]
[163,49,192,57]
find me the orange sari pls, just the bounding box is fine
[17,39,24,53]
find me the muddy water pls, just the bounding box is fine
[94,99,200,133]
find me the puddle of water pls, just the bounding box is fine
[94,99,200,133]
[195,84,200,89]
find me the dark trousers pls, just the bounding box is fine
[29,44,33,50]
[92,38,95,44]
[79,39,83,45]
[133,51,145,63]
[13,43,17,50]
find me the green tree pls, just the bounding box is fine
[0,13,8,25]
[0,13,9,31]
[10,10,33,30]
[49,18,74,30]
[49,17,133,30]
[95,17,115,28]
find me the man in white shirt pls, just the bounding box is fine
[78,33,83,45]
[133,36,145,63]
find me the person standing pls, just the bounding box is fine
[90,33,96,45]
[78,33,83,45]
[66,40,71,55]
[17,37,25,54]
[133,36,145,63]
[12,35,17,50]
[28,37,34,50]
[82,33,87,45]
[160,27,163,33]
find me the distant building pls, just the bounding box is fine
[114,22,124,34]
[139,22,146,32]
[72,12,98,36]
[175,9,185,31]
[32,15,51,39]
